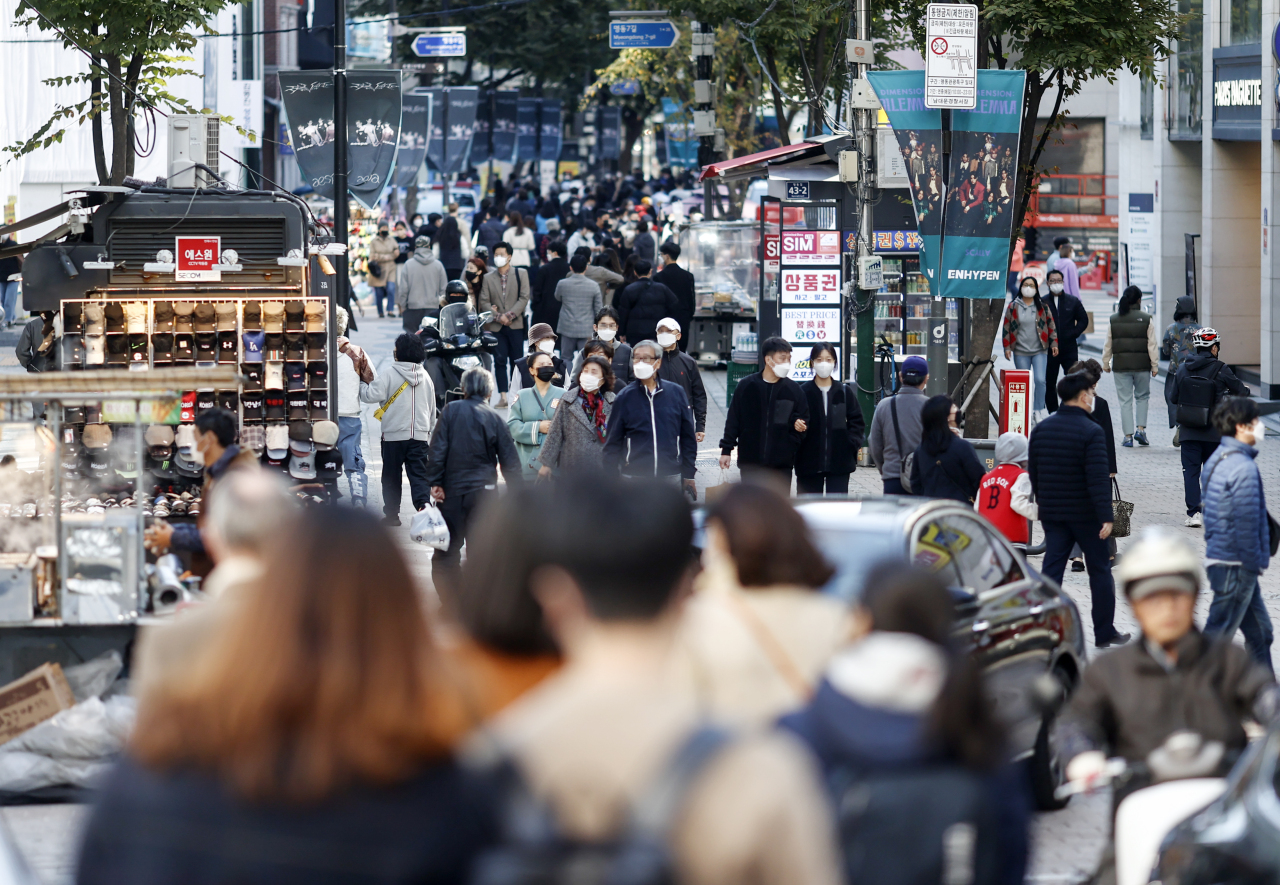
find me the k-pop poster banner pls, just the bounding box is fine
[472,91,520,165]
[939,69,1026,299]
[394,90,431,188]
[865,71,943,285]
[425,87,479,175]
[279,71,402,208]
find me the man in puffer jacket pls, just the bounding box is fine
[356,333,436,526]
[1202,396,1273,671]
[397,236,448,334]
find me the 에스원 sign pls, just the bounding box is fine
[176,236,221,282]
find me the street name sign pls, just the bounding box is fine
[412,29,467,58]
[925,4,978,108]
[609,20,680,49]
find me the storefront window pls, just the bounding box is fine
[1225,0,1261,45]
[1168,0,1203,139]
[1140,78,1154,139]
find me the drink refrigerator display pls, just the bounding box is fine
[852,254,960,361]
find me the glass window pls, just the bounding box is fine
[1168,0,1203,139]
[810,527,903,603]
[1140,79,1155,140]
[911,518,966,590]
[1226,0,1260,45]
[913,514,1024,597]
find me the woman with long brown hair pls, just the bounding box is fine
[75,508,495,884]
[503,210,535,269]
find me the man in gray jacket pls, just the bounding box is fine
[554,253,603,365]
[397,236,448,334]
[868,355,930,494]
[355,333,437,526]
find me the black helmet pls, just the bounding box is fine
[444,280,470,303]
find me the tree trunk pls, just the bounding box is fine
[90,71,109,185]
[763,50,790,146]
[106,56,128,186]
[962,298,1003,438]
[619,109,646,174]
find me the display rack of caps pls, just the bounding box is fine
[255,418,345,494]
[56,421,158,508]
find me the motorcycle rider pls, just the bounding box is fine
[420,287,496,411]
[1061,529,1277,800]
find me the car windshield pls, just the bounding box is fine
[438,302,472,338]
[808,527,903,603]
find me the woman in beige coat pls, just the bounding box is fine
[367,224,401,318]
[672,482,856,727]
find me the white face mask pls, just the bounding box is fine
[537,339,555,354]
[771,361,792,379]
[1049,282,1064,294]
[578,373,602,392]
[1021,286,1037,299]
[494,255,510,268]
[596,328,617,342]
[656,332,678,348]
[633,362,656,380]
[1250,420,1266,445]
[813,360,835,378]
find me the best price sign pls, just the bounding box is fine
[780,230,840,265]
[176,236,221,282]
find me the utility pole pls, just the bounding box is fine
[334,0,351,322]
[691,21,716,216]
[852,0,876,418]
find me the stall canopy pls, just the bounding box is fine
[698,137,846,182]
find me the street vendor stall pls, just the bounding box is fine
[676,220,759,364]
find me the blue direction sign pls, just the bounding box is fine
[412,30,467,57]
[610,79,641,96]
[609,20,680,49]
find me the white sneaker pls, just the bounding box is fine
[1185,512,1203,528]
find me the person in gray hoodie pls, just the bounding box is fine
[397,236,448,334]
[554,253,603,365]
[356,333,437,526]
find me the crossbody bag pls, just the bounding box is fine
[374,380,410,421]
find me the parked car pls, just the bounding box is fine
[1154,721,1280,883]
[794,496,1087,810]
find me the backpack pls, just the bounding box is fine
[1175,361,1225,430]
[831,765,999,885]
[471,728,731,885]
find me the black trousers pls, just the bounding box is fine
[796,472,851,495]
[1181,438,1216,515]
[432,487,491,604]
[1045,354,1063,412]
[1042,519,1117,644]
[380,439,432,516]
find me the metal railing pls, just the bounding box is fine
[1026,174,1119,223]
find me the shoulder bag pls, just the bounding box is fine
[1110,478,1134,538]
[891,396,914,493]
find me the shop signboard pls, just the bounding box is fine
[176,237,220,282]
[1211,46,1261,140]
[763,233,779,271]
[790,345,842,382]
[780,267,841,304]
[781,307,840,342]
[1126,193,1154,291]
[780,230,840,265]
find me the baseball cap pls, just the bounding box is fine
[265,393,287,421]
[310,390,328,420]
[174,334,195,363]
[264,333,284,361]
[304,301,326,331]
[265,424,290,458]
[306,333,326,361]
[124,301,147,334]
[86,335,105,365]
[194,303,217,332]
[240,424,265,453]
[315,447,342,483]
[106,335,129,364]
[215,302,237,331]
[243,300,262,330]
[286,364,306,391]
[242,331,265,362]
[289,448,317,481]
[312,420,339,449]
[656,317,680,333]
[152,333,174,364]
[84,304,106,335]
[173,302,195,332]
[63,304,83,334]
[195,332,217,362]
[288,420,313,442]
[63,335,84,366]
[242,363,264,391]
[104,303,125,333]
[153,301,174,332]
[83,423,112,449]
[128,333,148,363]
[110,428,140,478]
[287,392,309,420]
[176,423,196,453]
[264,362,285,390]
[195,389,216,415]
[180,391,196,422]
[262,302,285,333]
[901,355,929,378]
[217,390,238,412]
[307,361,327,388]
[285,301,306,331]
[218,331,238,364]
[285,332,306,362]
[242,392,264,422]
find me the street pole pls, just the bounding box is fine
[853,0,875,420]
[486,59,495,200]
[334,0,351,324]
[442,89,451,206]
[692,21,715,215]
[927,107,952,396]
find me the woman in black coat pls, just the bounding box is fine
[909,395,986,503]
[795,343,866,495]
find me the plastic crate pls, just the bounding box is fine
[726,360,757,407]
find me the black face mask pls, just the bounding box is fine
[536,367,556,382]
[465,270,479,281]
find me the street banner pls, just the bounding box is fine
[279,72,337,198]
[865,71,944,286]
[540,100,563,162]
[472,90,519,165]
[346,72,402,209]
[425,87,479,175]
[661,98,697,168]
[939,69,1026,298]
[516,98,539,162]
[472,91,492,165]
[598,106,621,160]
[394,90,431,188]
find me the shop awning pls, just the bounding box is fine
[698,142,818,182]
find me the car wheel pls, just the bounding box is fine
[1031,712,1070,811]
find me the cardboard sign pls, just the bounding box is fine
[780,268,841,304]
[780,230,840,265]
[781,307,841,342]
[176,236,221,282]
[0,663,75,743]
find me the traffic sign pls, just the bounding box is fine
[610,79,641,96]
[412,28,466,58]
[609,20,680,49]
[925,3,977,108]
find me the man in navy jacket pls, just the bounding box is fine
[1042,269,1090,412]
[603,340,698,498]
[1029,371,1129,648]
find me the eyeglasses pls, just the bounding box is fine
[634,356,658,364]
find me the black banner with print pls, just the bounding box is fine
[394,90,431,188]
[425,87,480,175]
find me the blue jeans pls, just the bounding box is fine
[336,416,368,502]
[373,285,394,317]
[1205,564,1274,672]
[1,281,18,326]
[1014,351,1048,412]
[1042,520,1118,643]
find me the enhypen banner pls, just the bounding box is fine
[425,87,479,175]
[516,98,539,162]
[865,71,943,285]
[394,90,431,188]
[280,71,402,208]
[939,69,1025,298]
[471,90,519,165]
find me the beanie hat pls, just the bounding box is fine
[995,431,1029,465]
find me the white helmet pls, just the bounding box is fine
[1116,528,1204,600]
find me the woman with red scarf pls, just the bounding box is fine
[537,355,616,477]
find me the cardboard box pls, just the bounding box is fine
[0,663,76,743]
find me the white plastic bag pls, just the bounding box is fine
[410,504,451,551]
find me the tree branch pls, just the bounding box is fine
[764,49,791,146]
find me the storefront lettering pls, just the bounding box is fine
[1213,78,1262,107]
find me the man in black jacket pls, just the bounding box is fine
[616,260,680,345]
[1029,371,1128,648]
[1170,327,1248,526]
[654,318,707,441]
[426,367,523,598]
[654,242,696,351]
[719,337,809,488]
[529,239,570,331]
[603,340,698,498]
[1043,268,1090,412]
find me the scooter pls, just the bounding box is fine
[419,300,497,413]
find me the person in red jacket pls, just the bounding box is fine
[975,431,1038,548]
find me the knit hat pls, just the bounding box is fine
[995,431,1029,465]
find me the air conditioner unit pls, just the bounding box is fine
[168,114,220,188]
